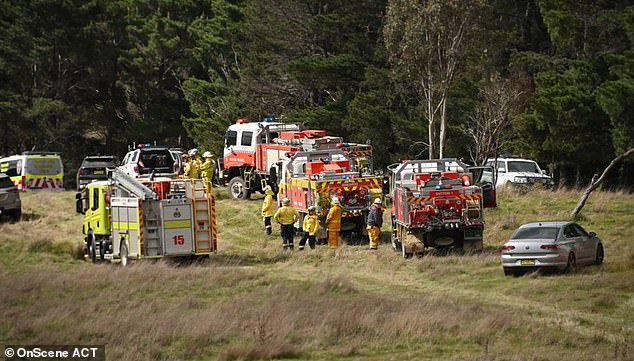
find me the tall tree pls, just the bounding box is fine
[384,0,484,159]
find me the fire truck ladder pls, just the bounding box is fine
[186,180,213,253]
[111,168,157,200]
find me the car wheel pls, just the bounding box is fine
[564,252,576,274]
[120,241,129,267]
[228,176,251,200]
[595,244,604,265]
[503,268,514,277]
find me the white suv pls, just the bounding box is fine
[119,146,179,178]
[486,157,555,188]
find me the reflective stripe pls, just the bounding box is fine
[113,222,139,230]
[164,220,192,229]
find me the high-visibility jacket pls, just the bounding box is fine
[189,158,201,179]
[302,214,320,235]
[326,204,343,231]
[274,205,299,225]
[262,189,275,217]
[184,160,192,178]
[200,159,214,180]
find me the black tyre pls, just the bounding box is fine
[595,244,604,265]
[98,240,105,261]
[120,241,129,267]
[10,209,22,223]
[228,176,251,200]
[564,252,576,274]
[88,233,97,263]
[503,268,514,277]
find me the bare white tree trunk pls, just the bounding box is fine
[571,147,634,218]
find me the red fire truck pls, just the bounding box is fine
[221,118,375,200]
[278,148,382,239]
[389,159,496,258]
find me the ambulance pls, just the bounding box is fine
[0,152,64,191]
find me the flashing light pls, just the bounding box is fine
[444,184,452,189]
[236,118,249,124]
[435,184,443,190]
[502,245,515,251]
[263,117,275,122]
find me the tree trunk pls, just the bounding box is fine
[439,97,447,159]
[571,147,634,218]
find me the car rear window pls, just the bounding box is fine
[83,161,116,168]
[0,177,14,188]
[138,150,174,173]
[26,157,63,176]
[511,227,559,240]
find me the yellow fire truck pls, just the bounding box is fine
[76,168,217,265]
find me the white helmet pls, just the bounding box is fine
[264,185,272,192]
[282,198,290,205]
[188,148,198,156]
[203,151,213,158]
[331,197,340,204]
[373,198,382,205]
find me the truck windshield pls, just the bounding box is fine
[508,161,539,173]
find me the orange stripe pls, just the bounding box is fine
[138,199,144,256]
[211,195,217,252]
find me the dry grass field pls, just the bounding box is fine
[1,188,633,360]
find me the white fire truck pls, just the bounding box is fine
[389,159,496,257]
[76,168,217,265]
[221,118,374,200]
[278,148,382,239]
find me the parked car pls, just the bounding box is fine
[0,173,22,221]
[486,157,555,188]
[119,146,179,178]
[501,221,604,276]
[77,155,119,190]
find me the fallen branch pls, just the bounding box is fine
[571,147,634,218]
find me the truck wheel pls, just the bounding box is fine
[120,242,129,267]
[228,177,251,200]
[88,233,97,263]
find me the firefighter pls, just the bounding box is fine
[188,149,201,179]
[299,206,319,250]
[261,185,275,235]
[326,197,343,249]
[200,151,215,194]
[367,198,384,250]
[182,153,191,178]
[273,198,299,250]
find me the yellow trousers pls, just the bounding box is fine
[368,225,380,249]
[328,231,340,249]
[203,178,212,195]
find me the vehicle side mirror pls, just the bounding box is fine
[589,232,596,238]
[75,192,85,214]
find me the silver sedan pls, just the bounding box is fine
[501,221,604,276]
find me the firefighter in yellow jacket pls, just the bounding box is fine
[188,148,201,179]
[261,186,275,235]
[273,198,299,250]
[299,206,319,250]
[326,197,343,249]
[200,151,215,194]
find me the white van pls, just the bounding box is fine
[0,152,64,191]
